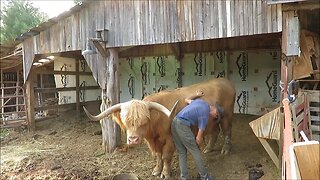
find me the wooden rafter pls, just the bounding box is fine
[282,2,320,11]
[91,38,108,57]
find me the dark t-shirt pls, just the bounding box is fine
[176,99,210,130]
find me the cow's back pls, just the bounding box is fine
[145,78,235,118]
[143,78,235,152]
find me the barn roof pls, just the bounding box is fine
[0,1,91,70]
[0,42,22,70]
[15,1,90,41]
[3,0,317,83]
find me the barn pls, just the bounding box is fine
[1,0,319,179]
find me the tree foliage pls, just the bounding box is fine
[73,0,84,6]
[0,0,48,43]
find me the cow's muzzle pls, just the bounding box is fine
[128,136,141,145]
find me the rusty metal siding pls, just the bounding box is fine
[23,0,282,82]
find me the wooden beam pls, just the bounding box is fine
[16,70,20,112]
[297,79,320,82]
[76,59,80,119]
[1,69,3,118]
[118,46,136,53]
[267,0,306,5]
[26,71,35,131]
[0,94,24,99]
[282,10,300,56]
[282,2,320,11]
[91,38,109,57]
[258,138,280,169]
[0,49,23,60]
[53,71,92,75]
[34,86,99,93]
[119,44,173,58]
[38,71,43,108]
[35,70,92,76]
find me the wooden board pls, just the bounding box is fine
[293,141,319,180]
[258,138,279,168]
[293,30,315,80]
[249,107,281,140]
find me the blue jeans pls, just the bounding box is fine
[171,117,209,180]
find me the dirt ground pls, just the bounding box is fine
[1,111,280,180]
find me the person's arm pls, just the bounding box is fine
[196,129,204,146]
[185,90,204,104]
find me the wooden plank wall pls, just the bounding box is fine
[23,0,282,85]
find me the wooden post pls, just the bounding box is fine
[281,9,299,179]
[1,69,4,120]
[76,59,80,119]
[26,71,35,131]
[282,10,300,57]
[16,70,19,112]
[100,48,121,153]
[39,72,43,105]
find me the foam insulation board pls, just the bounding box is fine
[54,57,100,104]
[119,57,144,101]
[229,51,281,115]
[154,55,180,92]
[119,50,281,115]
[119,55,179,102]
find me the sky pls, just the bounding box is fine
[28,0,75,18]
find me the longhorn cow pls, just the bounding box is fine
[83,78,236,178]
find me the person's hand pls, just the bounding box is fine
[196,135,203,147]
[196,90,204,97]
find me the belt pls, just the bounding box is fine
[176,117,191,126]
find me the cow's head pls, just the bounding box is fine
[83,100,178,145]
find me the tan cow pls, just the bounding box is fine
[83,78,236,178]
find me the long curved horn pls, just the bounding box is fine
[147,100,179,119]
[169,100,179,119]
[83,103,122,121]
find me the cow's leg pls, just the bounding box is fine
[152,153,163,176]
[220,114,232,155]
[203,123,220,153]
[160,141,175,179]
[161,153,172,179]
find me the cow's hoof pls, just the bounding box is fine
[152,167,161,176]
[152,170,161,176]
[203,146,214,153]
[221,144,231,155]
[160,173,171,179]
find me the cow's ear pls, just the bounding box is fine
[112,111,126,130]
